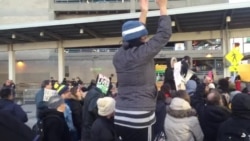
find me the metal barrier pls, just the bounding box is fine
[22,89,39,105]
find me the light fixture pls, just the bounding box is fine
[171,21,176,27]
[12,34,16,39]
[40,31,44,37]
[16,60,24,67]
[226,16,231,23]
[80,28,84,34]
[206,53,213,58]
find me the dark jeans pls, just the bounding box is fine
[115,125,152,141]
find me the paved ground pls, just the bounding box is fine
[22,104,37,128]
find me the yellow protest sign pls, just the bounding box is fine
[225,48,244,65]
[238,64,250,82]
[229,65,238,72]
[155,64,167,73]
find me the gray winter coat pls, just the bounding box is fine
[113,16,172,111]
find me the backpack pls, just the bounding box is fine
[220,119,250,141]
[32,115,61,141]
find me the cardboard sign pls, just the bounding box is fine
[96,74,110,95]
[43,89,57,102]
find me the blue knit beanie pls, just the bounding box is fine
[122,21,148,42]
[57,85,69,95]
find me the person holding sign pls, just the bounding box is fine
[35,80,53,118]
[113,0,172,140]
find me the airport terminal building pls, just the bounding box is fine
[0,0,250,90]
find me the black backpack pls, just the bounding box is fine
[32,115,61,141]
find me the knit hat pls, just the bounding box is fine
[170,97,191,110]
[186,80,197,95]
[97,97,116,116]
[208,83,215,89]
[48,95,64,109]
[122,21,148,42]
[57,85,69,95]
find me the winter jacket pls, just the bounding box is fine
[0,110,35,141]
[192,84,231,141]
[113,16,172,111]
[91,117,118,141]
[64,103,76,131]
[0,99,28,123]
[164,98,203,141]
[67,99,83,139]
[35,88,48,117]
[153,99,166,139]
[82,86,103,141]
[38,109,71,141]
[164,114,204,141]
[217,93,250,141]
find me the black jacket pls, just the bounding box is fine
[153,99,166,139]
[0,99,28,123]
[82,86,103,141]
[38,109,71,141]
[217,93,250,141]
[67,99,83,139]
[192,83,231,141]
[91,117,117,141]
[0,110,35,141]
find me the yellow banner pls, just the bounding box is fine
[238,64,250,82]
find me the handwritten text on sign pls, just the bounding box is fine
[43,89,58,102]
[96,74,110,95]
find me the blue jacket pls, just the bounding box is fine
[0,99,28,123]
[35,88,48,117]
[64,102,76,131]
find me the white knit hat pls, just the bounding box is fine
[208,83,216,89]
[170,97,191,110]
[97,97,116,116]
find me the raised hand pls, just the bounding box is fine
[140,0,149,12]
[156,0,167,15]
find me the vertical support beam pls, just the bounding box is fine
[130,0,136,13]
[185,41,193,51]
[58,41,65,83]
[8,44,16,83]
[49,0,56,20]
[222,29,231,77]
[186,0,191,6]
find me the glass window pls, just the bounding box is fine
[192,39,222,50]
[0,51,8,83]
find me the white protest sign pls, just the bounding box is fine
[174,61,186,90]
[43,89,57,102]
[96,74,110,95]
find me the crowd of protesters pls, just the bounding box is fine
[1,0,250,141]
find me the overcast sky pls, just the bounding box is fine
[229,0,250,3]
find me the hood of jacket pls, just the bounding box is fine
[232,93,250,120]
[38,108,64,120]
[204,104,231,122]
[0,99,14,111]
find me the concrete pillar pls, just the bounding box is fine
[186,0,191,6]
[222,30,231,77]
[58,41,65,83]
[130,0,136,13]
[8,44,16,83]
[48,0,56,20]
[185,41,193,51]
